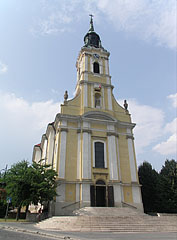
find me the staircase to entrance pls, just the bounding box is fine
[36,207,177,233]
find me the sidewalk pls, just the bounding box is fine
[0,221,177,240]
[0,221,77,240]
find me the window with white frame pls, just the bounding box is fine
[93,141,107,168]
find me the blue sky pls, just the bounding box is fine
[0,0,176,171]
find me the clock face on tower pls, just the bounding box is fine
[93,54,100,59]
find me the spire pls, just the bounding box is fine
[89,14,94,32]
[84,15,103,49]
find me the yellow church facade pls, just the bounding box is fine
[32,17,143,215]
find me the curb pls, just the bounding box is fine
[0,224,79,240]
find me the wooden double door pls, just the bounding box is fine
[90,181,114,207]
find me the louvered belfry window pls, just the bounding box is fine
[95,142,104,168]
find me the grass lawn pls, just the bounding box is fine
[0,218,28,222]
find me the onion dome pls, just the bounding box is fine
[84,15,103,49]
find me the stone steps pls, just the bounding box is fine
[36,207,177,232]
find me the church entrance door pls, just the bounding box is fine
[96,186,106,207]
[90,180,114,207]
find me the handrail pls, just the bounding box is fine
[61,201,80,209]
[122,201,137,209]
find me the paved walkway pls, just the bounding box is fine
[0,222,177,240]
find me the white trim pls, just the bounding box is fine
[77,132,81,179]
[58,131,67,178]
[82,184,90,202]
[114,185,122,203]
[76,183,80,202]
[56,184,65,202]
[132,186,141,203]
[83,83,88,107]
[127,128,137,182]
[82,132,91,179]
[85,55,88,71]
[116,137,122,181]
[105,59,108,75]
[84,72,88,81]
[107,87,112,110]
[91,84,94,108]
[102,87,105,109]
[46,130,55,165]
[100,58,103,74]
[108,135,118,180]
[93,140,107,168]
[106,77,110,84]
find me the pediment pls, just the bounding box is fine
[83,111,116,122]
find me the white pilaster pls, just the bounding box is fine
[102,87,105,109]
[82,184,90,202]
[82,131,91,179]
[91,84,94,108]
[56,184,65,202]
[58,130,67,179]
[107,87,112,110]
[114,185,122,203]
[77,132,81,179]
[116,137,121,181]
[132,186,142,203]
[105,59,108,75]
[47,129,55,165]
[127,131,137,182]
[83,84,88,107]
[85,55,88,71]
[76,183,80,202]
[100,58,103,74]
[108,135,118,180]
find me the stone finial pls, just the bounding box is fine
[64,90,68,101]
[124,100,128,111]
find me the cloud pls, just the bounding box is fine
[153,94,177,155]
[0,91,60,168]
[118,99,165,155]
[167,93,177,108]
[33,0,176,49]
[95,0,176,49]
[0,61,8,74]
[153,118,177,155]
[153,134,176,155]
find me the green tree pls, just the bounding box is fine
[138,161,159,213]
[157,159,177,213]
[3,160,57,220]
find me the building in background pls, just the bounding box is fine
[32,16,143,215]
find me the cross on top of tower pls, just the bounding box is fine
[89,14,94,32]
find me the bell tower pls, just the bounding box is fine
[75,15,113,113]
[33,16,144,215]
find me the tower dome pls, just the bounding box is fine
[84,15,103,49]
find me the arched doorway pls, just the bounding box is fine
[90,181,115,207]
[96,180,106,207]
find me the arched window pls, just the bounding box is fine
[95,142,104,168]
[96,180,105,185]
[95,93,101,108]
[93,62,100,74]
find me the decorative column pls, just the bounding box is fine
[77,128,81,180]
[58,121,68,179]
[107,87,112,110]
[107,132,118,180]
[126,131,138,183]
[82,129,92,179]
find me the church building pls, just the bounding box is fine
[32,16,143,215]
